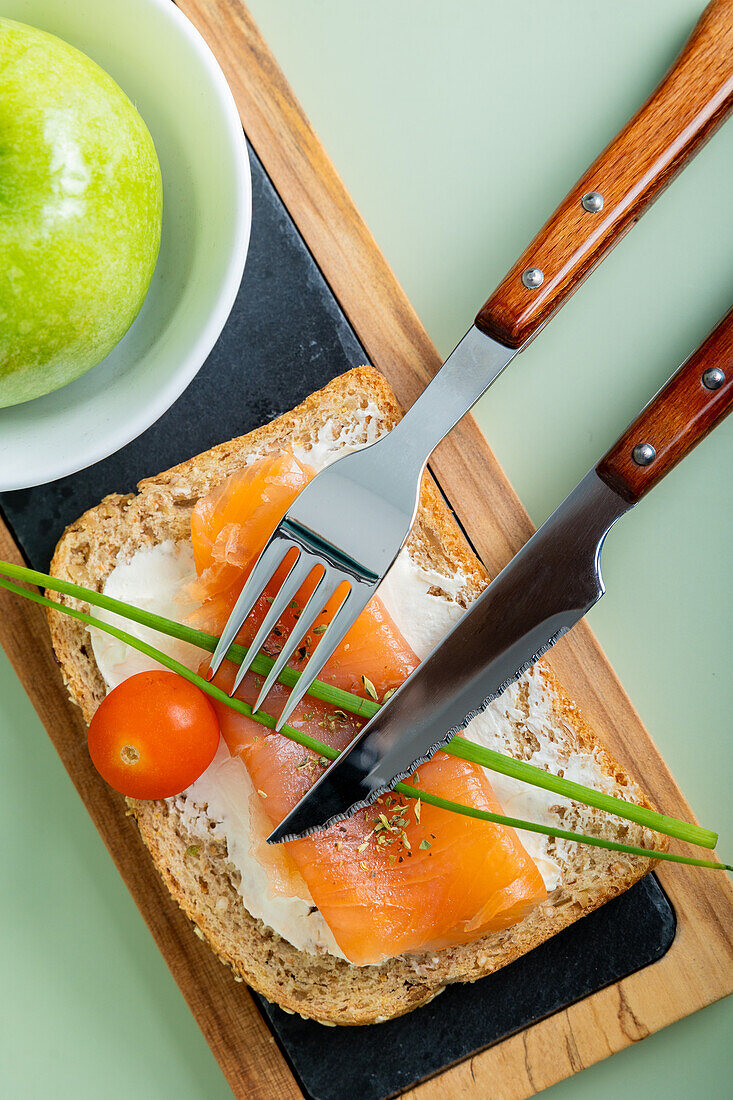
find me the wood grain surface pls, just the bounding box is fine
[476,0,733,349]
[2,2,732,1098]
[597,305,733,502]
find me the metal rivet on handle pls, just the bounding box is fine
[632,443,656,467]
[581,191,604,213]
[702,366,725,390]
[521,267,544,289]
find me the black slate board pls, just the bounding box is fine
[0,141,677,1100]
[258,874,675,1100]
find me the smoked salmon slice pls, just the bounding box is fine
[189,453,547,965]
[189,450,415,698]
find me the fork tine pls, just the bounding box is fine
[276,585,371,731]
[208,535,290,680]
[252,570,342,714]
[229,551,314,697]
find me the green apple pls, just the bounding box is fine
[0,18,162,407]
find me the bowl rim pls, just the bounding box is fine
[0,0,252,491]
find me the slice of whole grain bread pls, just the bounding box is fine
[47,366,664,1025]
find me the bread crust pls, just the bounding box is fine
[47,366,664,1026]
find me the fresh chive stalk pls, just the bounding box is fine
[0,559,719,851]
[1,571,728,870]
[0,559,377,719]
[392,784,729,871]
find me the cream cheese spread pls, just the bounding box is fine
[91,540,201,689]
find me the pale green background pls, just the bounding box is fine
[1,1,731,1096]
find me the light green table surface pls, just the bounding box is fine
[1,1,731,1096]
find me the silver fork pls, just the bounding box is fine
[208,327,512,730]
[208,4,733,727]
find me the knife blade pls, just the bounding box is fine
[268,305,733,844]
[268,471,628,842]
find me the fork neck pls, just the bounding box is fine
[386,326,517,471]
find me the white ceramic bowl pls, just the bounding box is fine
[0,0,251,490]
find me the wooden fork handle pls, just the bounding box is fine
[475,0,733,350]
[596,306,733,503]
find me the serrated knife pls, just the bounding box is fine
[268,307,733,843]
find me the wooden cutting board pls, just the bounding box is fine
[1,2,731,1096]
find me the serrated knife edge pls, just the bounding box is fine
[270,624,571,843]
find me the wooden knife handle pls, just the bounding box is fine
[596,307,733,503]
[475,0,733,349]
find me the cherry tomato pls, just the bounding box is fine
[88,670,220,799]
